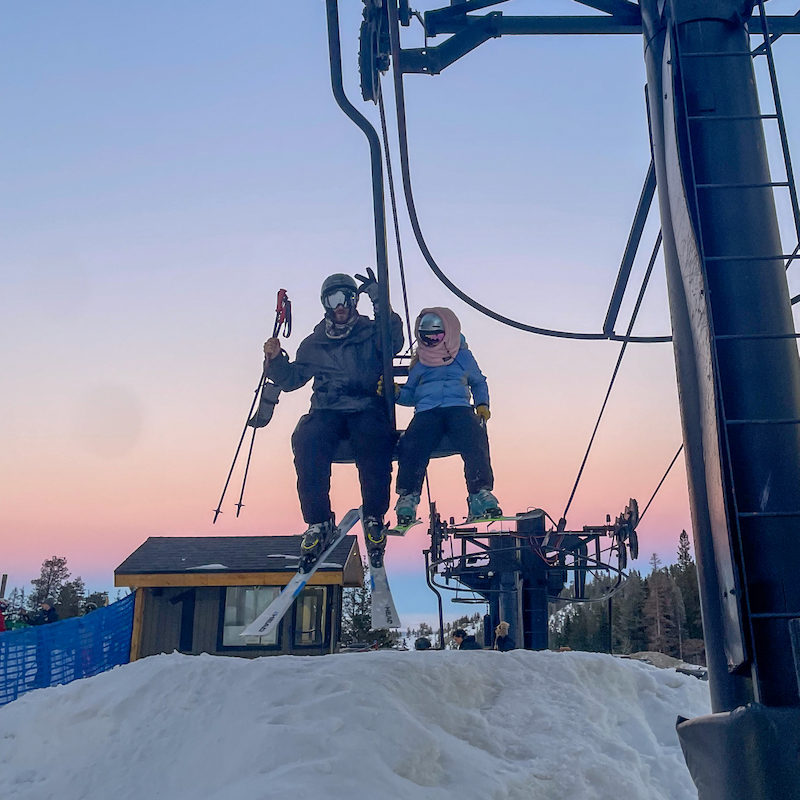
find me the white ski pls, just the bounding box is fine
[369,562,401,630]
[362,514,401,629]
[240,508,360,639]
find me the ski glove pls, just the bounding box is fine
[355,267,381,306]
[377,376,400,398]
[475,404,491,422]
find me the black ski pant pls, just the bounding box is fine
[292,408,396,524]
[396,406,493,496]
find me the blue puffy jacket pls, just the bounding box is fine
[397,339,489,413]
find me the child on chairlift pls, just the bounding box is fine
[384,306,501,526]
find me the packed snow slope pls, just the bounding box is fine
[1,650,709,800]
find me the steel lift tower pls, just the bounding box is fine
[340,0,800,795]
[643,0,800,794]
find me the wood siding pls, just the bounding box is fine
[116,571,344,588]
[139,587,185,658]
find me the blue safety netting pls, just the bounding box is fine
[0,593,135,706]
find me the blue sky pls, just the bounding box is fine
[2,0,798,626]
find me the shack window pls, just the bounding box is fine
[222,586,281,647]
[294,587,327,647]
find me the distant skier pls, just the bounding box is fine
[493,621,516,651]
[453,628,482,650]
[20,598,59,626]
[263,271,404,568]
[384,307,500,526]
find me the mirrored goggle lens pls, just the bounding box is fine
[323,290,356,309]
[419,331,445,346]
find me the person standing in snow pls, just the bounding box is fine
[263,270,404,568]
[0,598,8,633]
[493,621,516,651]
[384,307,500,526]
[453,628,482,650]
[20,598,59,626]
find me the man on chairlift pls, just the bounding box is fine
[263,270,404,570]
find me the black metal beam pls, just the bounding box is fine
[571,0,641,20]
[604,161,657,336]
[751,11,800,55]
[402,13,799,74]
[401,13,501,74]
[425,0,510,32]
[765,14,800,36]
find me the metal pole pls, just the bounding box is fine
[641,0,751,713]
[642,0,800,793]
[326,0,396,427]
[644,0,800,710]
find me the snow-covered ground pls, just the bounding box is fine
[1,650,709,800]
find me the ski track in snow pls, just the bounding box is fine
[0,650,709,800]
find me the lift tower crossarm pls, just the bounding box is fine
[410,9,800,76]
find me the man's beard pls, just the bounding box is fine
[325,311,359,339]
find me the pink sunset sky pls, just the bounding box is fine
[2,1,797,621]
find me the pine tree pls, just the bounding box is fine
[57,577,86,619]
[677,530,692,568]
[341,560,372,644]
[669,529,705,663]
[649,552,662,573]
[29,556,70,609]
[613,570,648,654]
[643,568,684,657]
[341,560,400,647]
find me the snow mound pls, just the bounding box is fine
[0,650,709,800]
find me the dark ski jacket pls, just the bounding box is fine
[495,634,516,652]
[458,635,482,650]
[29,607,58,626]
[267,311,404,414]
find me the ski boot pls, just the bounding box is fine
[394,492,421,527]
[363,515,388,569]
[467,489,502,522]
[299,520,336,573]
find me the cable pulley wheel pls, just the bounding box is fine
[628,529,639,561]
[359,0,391,103]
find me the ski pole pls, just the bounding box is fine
[212,365,269,523]
[213,289,291,523]
[228,289,293,519]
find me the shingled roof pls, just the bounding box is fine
[115,535,359,575]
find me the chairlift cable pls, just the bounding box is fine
[377,80,415,351]
[562,232,663,520]
[638,444,684,526]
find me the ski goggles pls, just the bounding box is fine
[322,289,357,310]
[419,330,445,346]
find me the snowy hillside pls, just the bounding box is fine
[0,650,709,800]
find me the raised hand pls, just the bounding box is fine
[355,267,381,305]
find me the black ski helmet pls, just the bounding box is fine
[320,273,359,320]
